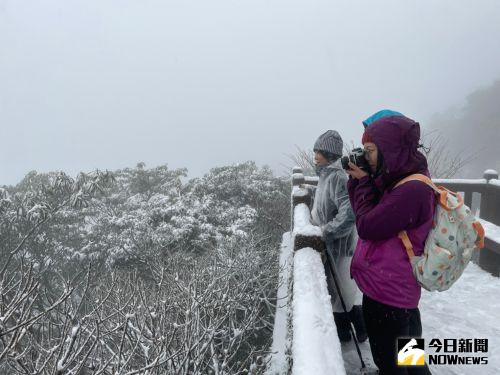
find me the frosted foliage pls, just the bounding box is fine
[0,239,280,374]
[1,162,288,270]
[0,162,289,374]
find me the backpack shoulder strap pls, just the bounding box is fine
[393,173,440,194]
[398,230,416,259]
[394,174,437,262]
[395,174,468,211]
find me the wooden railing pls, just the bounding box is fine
[267,167,346,375]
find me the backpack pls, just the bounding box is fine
[394,174,485,292]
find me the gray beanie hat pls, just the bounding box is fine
[313,130,343,158]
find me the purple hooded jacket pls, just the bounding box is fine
[348,115,435,309]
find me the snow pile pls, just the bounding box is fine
[432,178,487,185]
[266,232,294,374]
[420,263,500,374]
[292,248,346,375]
[293,204,322,237]
[488,179,500,188]
[292,173,305,180]
[292,186,308,198]
[483,169,498,175]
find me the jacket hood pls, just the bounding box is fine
[364,114,429,189]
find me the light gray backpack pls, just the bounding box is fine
[395,174,485,292]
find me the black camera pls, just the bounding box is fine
[341,148,370,171]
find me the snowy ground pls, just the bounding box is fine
[341,338,377,375]
[340,292,377,375]
[419,262,500,374]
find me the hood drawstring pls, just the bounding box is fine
[418,143,431,154]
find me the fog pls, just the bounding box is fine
[428,80,500,178]
[1,0,500,184]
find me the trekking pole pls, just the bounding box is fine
[325,249,366,370]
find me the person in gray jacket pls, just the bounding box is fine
[310,130,367,343]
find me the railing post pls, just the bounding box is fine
[483,169,499,182]
[291,167,304,231]
[480,169,500,225]
[292,186,324,254]
[464,191,473,209]
[292,171,305,187]
[478,169,500,276]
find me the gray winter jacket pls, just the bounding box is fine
[310,160,357,259]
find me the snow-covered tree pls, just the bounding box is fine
[0,162,288,374]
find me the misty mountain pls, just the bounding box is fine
[428,79,500,178]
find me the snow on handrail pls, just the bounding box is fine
[432,178,487,185]
[489,179,500,188]
[286,175,345,374]
[293,204,322,238]
[433,169,500,192]
[292,186,308,198]
[292,248,346,375]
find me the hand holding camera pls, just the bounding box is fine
[341,147,370,179]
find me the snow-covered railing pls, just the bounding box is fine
[268,167,346,374]
[291,167,318,188]
[434,169,500,276]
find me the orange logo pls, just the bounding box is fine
[397,338,425,366]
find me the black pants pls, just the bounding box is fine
[362,294,432,375]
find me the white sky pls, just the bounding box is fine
[1,0,500,185]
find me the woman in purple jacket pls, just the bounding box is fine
[346,110,434,375]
